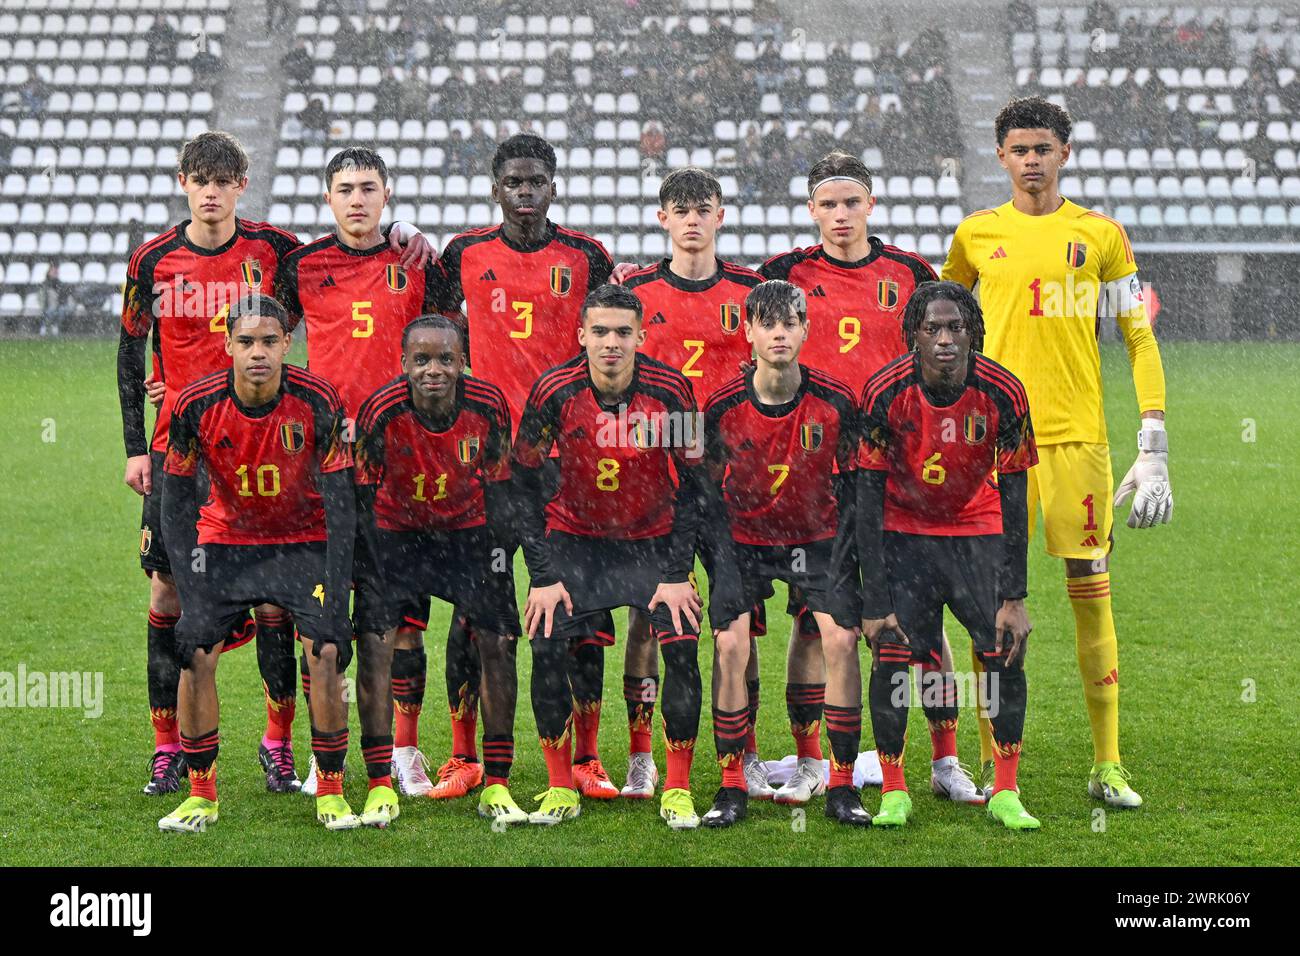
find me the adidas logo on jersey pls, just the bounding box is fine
[808,285,827,297]
[319,275,336,287]
[217,436,234,449]
[989,247,1008,259]
[649,311,666,325]
[480,269,498,281]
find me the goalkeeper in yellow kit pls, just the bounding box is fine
[943,96,1172,808]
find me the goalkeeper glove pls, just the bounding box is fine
[1114,418,1173,528]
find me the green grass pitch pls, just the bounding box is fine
[0,339,1296,866]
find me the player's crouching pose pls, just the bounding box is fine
[352,315,526,827]
[515,284,726,829]
[857,283,1040,830]
[700,281,867,829]
[158,295,358,833]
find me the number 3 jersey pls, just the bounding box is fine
[857,352,1037,536]
[163,365,352,546]
[275,235,441,421]
[704,365,857,546]
[353,375,512,533]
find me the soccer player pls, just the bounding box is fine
[427,133,619,802]
[754,152,979,805]
[274,146,442,801]
[857,282,1039,829]
[942,96,1171,806]
[121,132,430,797]
[352,315,527,825]
[514,284,712,828]
[614,166,763,798]
[700,280,867,828]
[157,295,358,832]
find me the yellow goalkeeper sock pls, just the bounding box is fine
[1067,572,1121,764]
[970,645,995,765]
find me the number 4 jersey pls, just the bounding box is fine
[858,352,1037,535]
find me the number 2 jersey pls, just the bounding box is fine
[431,221,613,433]
[119,218,301,457]
[275,234,441,422]
[760,237,937,397]
[163,365,352,546]
[704,365,857,547]
[858,352,1037,536]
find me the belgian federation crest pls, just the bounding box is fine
[963,412,987,444]
[280,421,305,453]
[550,265,572,297]
[631,418,659,451]
[799,422,823,452]
[876,280,899,309]
[720,303,741,334]
[240,258,263,288]
[457,435,481,464]
[1066,241,1088,269]
[386,263,408,293]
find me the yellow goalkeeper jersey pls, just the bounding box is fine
[942,197,1163,445]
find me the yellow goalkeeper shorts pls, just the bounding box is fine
[1027,442,1115,560]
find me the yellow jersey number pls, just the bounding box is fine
[235,463,281,497]
[681,339,705,378]
[596,458,620,492]
[352,301,373,338]
[412,473,448,502]
[510,301,533,339]
[767,463,790,495]
[921,452,946,486]
[839,316,861,353]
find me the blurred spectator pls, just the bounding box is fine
[144,16,180,61]
[401,72,433,123]
[1203,17,1231,64]
[446,129,471,170]
[640,120,667,164]
[283,41,314,87]
[376,67,403,120]
[20,76,51,118]
[0,128,13,173]
[1007,0,1035,35]
[388,16,419,69]
[466,121,495,172]
[826,42,854,93]
[567,96,595,149]
[755,40,786,95]
[191,48,225,88]
[359,15,387,63]
[266,0,292,32]
[1084,0,1117,34]
[300,97,331,142]
[37,265,71,338]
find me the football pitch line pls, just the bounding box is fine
[0,339,1296,866]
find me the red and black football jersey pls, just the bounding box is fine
[164,365,352,546]
[354,374,511,533]
[704,365,857,546]
[120,218,300,455]
[514,353,698,541]
[275,235,441,422]
[432,221,613,433]
[760,237,936,398]
[622,257,763,404]
[858,353,1037,536]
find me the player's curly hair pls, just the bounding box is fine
[492,133,557,180]
[402,313,466,352]
[994,95,1072,146]
[659,167,723,208]
[806,151,873,199]
[745,280,807,327]
[178,130,248,182]
[227,293,291,334]
[901,281,985,353]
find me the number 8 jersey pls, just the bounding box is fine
[858,352,1037,536]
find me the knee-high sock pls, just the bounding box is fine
[970,645,995,764]
[1068,573,1120,764]
[713,706,748,789]
[530,636,574,789]
[255,609,296,744]
[869,645,912,793]
[391,644,427,749]
[824,703,862,789]
[446,615,480,761]
[624,673,657,755]
[979,650,1028,795]
[918,661,958,761]
[181,728,219,801]
[569,641,604,763]
[786,682,825,760]
[311,727,348,796]
[147,609,181,749]
[660,637,701,791]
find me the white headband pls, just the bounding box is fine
[809,175,872,199]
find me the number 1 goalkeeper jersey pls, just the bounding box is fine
[942,197,1157,446]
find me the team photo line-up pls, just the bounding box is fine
[119,93,1173,835]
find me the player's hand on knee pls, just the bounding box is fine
[145,378,166,408]
[995,599,1032,668]
[124,454,152,496]
[862,613,906,670]
[649,581,701,635]
[525,582,572,639]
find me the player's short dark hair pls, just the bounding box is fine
[901,281,985,353]
[746,280,807,327]
[402,313,466,352]
[324,146,389,191]
[227,293,291,335]
[581,283,643,325]
[178,130,248,182]
[806,151,873,199]
[491,133,557,180]
[659,167,723,208]
[995,95,1072,146]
